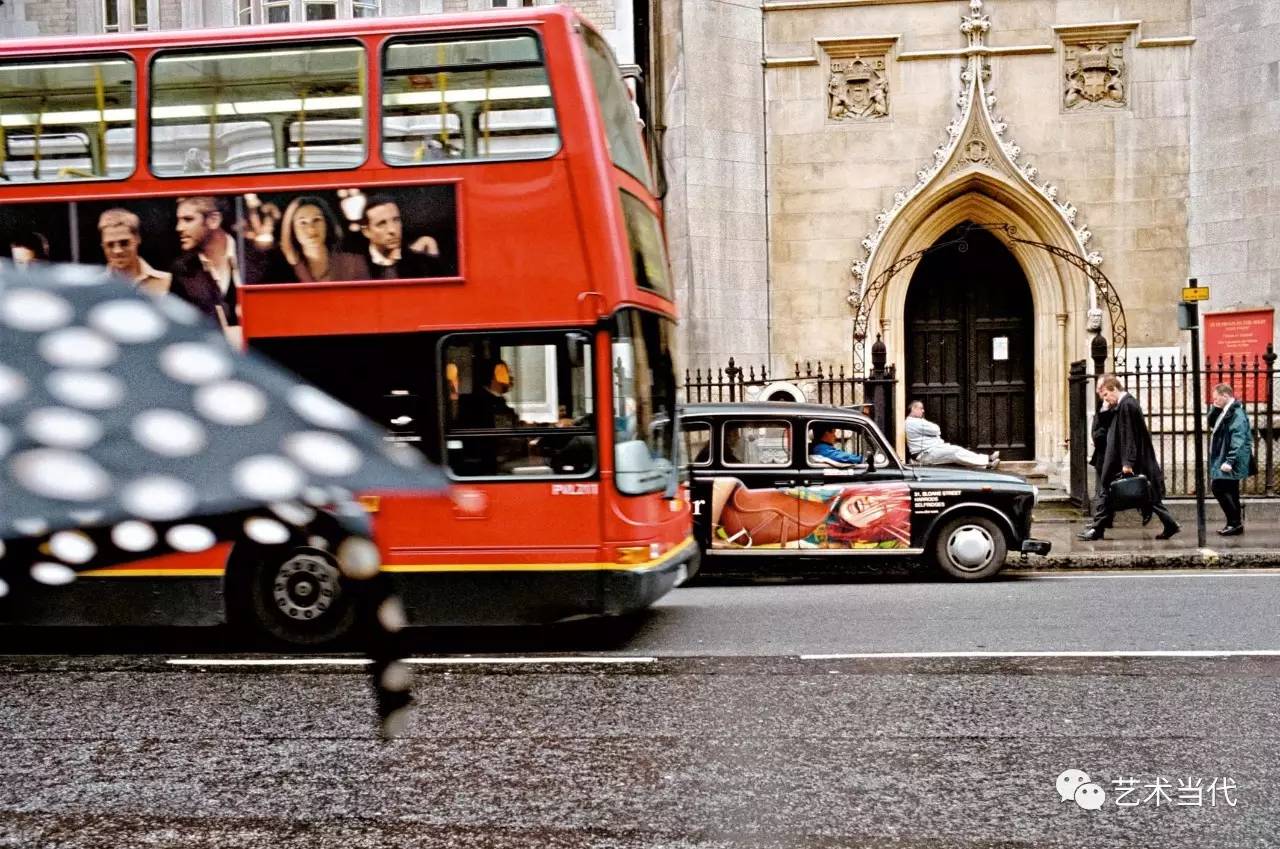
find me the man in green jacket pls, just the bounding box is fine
[1208,383,1253,536]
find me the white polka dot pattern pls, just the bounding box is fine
[2,265,444,590]
[159,342,232,384]
[120,476,198,521]
[165,524,216,553]
[49,531,97,565]
[289,385,359,430]
[132,409,207,458]
[232,455,305,502]
[45,370,126,410]
[112,521,157,552]
[38,327,119,369]
[10,449,113,502]
[244,516,290,545]
[284,431,363,477]
[25,407,104,450]
[0,289,74,332]
[193,381,268,427]
[88,300,168,344]
[30,562,77,586]
[0,364,27,406]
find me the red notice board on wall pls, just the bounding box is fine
[1203,308,1275,402]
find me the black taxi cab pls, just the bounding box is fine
[680,403,1051,580]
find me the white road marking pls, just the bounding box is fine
[1004,569,1280,579]
[167,656,657,668]
[403,656,657,665]
[168,658,371,666]
[800,650,1280,660]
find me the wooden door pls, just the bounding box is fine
[904,226,1035,460]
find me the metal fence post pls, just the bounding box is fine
[1069,360,1089,509]
[1267,344,1277,496]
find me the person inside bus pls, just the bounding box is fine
[457,359,519,430]
[97,208,172,296]
[170,196,241,333]
[8,231,49,269]
[359,194,446,280]
[809,425,865,467]
[279,195,372,283]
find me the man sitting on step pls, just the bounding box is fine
[904,400,999,470]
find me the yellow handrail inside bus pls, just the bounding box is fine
[94,66,107,177]
[482,68,492,156]
[437,43,449,152]
[0,102,7,177]
[207,88,218,173]
[58,166,95,179]
[296,87,308,168]
[33,99,46,181]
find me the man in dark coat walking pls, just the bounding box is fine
[1078,374,1181,540]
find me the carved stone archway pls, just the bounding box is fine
[844,0,1127,476]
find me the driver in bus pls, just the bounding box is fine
[358,194,447,280]
[457,360,519,430]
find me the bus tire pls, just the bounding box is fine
[930,515,1007,581]
[235,545,357,646]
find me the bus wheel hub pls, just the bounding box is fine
[273,554,340,621]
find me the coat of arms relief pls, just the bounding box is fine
[827,56,889,121]
[1064,41,1127,109]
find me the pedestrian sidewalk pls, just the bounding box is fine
[1023,504,1280,570]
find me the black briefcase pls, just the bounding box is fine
[1108,475,1152,511]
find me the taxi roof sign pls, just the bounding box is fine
[1182,285,1209,302]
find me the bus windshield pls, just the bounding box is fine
[611,308,678,495]
[581,28,651,191]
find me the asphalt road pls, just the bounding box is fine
[2,571,1279,848]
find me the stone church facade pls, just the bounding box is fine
[660,0,1279,478]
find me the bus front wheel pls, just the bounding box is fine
[235,546,357,646]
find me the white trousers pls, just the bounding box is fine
[917,444,990,468]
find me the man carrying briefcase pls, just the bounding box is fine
[1078,374,1181,541]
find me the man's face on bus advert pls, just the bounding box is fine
[101,224,140,272]
[363,202,403,254]
[175,202,212,251]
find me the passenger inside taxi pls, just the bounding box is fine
[809,425,865,467]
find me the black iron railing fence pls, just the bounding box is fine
[1070,345,1279,501]
[681,358,899,443]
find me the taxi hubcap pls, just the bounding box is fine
[272,553,340,621]
[947,525,994,571]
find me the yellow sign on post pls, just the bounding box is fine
[1182,286,1210,302]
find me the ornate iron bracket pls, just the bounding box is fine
[849,222,1127,376]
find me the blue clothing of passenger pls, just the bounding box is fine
[810,440,864,464]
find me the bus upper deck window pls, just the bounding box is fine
[149,41,365,177]
[381,33,559,166]
[0,56,135,184]
[581,29,653,192]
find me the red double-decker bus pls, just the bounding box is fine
[0,6,696,642]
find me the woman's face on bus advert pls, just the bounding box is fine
[293,204,327,250]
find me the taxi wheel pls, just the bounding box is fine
[931,516,1008,581]
[240,546,357,646]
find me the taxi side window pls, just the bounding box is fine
[683,423,712,466]
[806,422,874,468]
[723,421,791,466]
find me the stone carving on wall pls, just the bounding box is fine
[1064,41,1126,109]
[849,0,1103,299]
[827,56,889,121]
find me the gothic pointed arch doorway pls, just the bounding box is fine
[904,223,1035,459]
